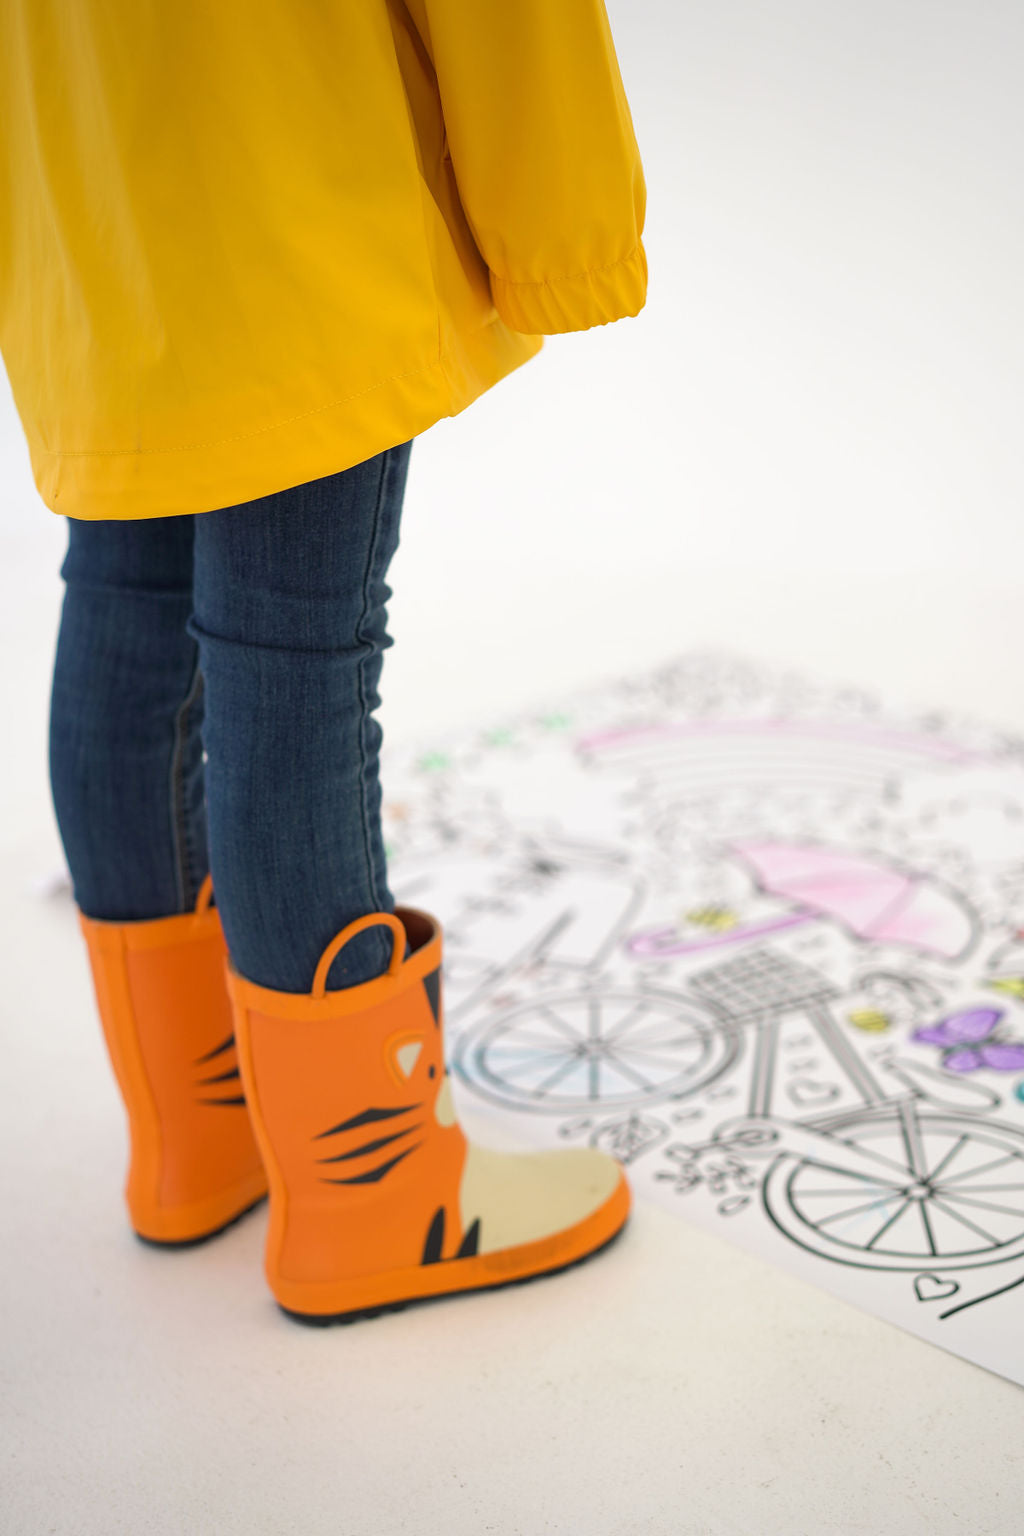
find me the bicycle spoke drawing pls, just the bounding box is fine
[453,987,737,1113]
[764,1113,1024,1270]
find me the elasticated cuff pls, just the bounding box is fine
[490,241,648,337]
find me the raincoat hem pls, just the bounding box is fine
[34,316,544,521]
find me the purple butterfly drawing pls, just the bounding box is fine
[912,1006,1024,1073]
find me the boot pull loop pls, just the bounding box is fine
[312,913,407,999]
[194,872,215,918]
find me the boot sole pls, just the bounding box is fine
[274,1177,631,1326]
[132,1190,267,1249]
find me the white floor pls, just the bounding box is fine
[3,2,1024,1531]
[3,810,1023,1536]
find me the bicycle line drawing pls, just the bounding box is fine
[382,653,1024,1369]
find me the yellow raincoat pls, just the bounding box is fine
[0,1,647,522]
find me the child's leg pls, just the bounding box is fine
[49,512,207,920]
[187,443,414,993]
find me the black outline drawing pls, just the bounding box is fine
[385,667,1024,1368]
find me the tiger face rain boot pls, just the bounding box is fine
[225,906,631,1324]
[77,873,268,1245]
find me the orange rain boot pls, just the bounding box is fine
[225,906,631,1324]
[78,873,268,1245]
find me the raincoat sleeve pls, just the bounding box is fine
[403,0,648,335]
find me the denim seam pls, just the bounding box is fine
[353,451,392,974]
[169,655,204,913]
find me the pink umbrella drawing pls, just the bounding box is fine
[627,840,979,963]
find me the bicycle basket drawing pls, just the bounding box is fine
[686,946,842,1019]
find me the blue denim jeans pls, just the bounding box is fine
[48,442,414,991]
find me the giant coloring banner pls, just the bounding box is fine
[379,650,1024,1387]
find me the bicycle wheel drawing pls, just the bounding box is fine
[762,1108,1024,1272]
[452,986,737,1113]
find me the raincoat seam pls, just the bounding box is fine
[493,244,643,290]
[27,314,507,461]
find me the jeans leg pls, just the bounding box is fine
[187,443,413,993]
[48,514,209,920]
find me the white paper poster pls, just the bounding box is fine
[380,650,1024,1388]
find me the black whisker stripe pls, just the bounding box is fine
[422,1206,445,1264]
[456,1218,481,1259]
[196,1066,241,1086]
[193,1032,236,1066]
[313,1103,420,1140]
[196,1095,248,1107]
[320,1143,421,1185]
[315,1125,423,1164]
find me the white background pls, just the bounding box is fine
[1,3,1021,1532]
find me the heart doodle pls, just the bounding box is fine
[914,1273,960,1303]
[787,1078,840,1107]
